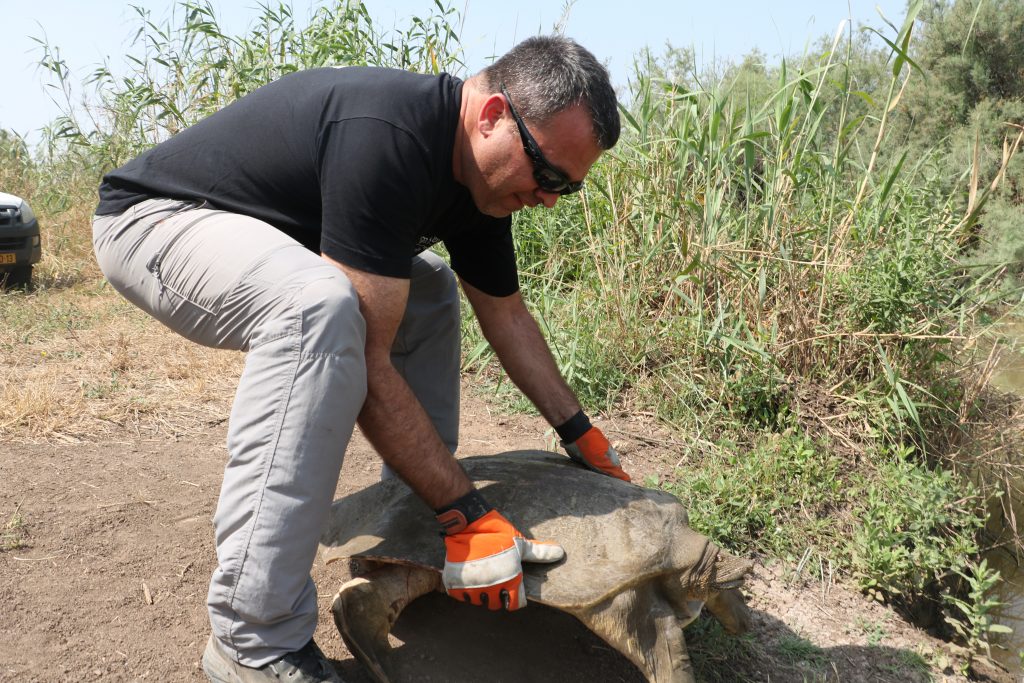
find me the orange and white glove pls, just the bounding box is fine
[436,491,564,611]
[563,424,631,482]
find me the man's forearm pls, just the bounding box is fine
[486,307,581,428]
[357,360,472,509]
[462,283,582,428]
[326,255,472,509]
[463,282,631,480]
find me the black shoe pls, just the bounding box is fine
[203,635,344,682]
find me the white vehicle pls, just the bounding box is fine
[0,192,41,288]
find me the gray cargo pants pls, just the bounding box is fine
[92,198,460,666]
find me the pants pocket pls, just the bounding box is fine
[146,208,235,316]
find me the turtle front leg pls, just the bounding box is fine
[670,542,753,634]
[705,587,751,634]
[331,564,442,683]
[574,583,696,683]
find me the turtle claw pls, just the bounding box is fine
[331,566,444,683]
[332,578,394,683]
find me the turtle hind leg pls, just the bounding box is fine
[331,564,442,683]
[574,583,696,683]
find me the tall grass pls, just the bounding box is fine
[461,1,1021,641]
[493,2,1016,459]
[34,0,463,170]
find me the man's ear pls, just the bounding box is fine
[477,93,507,138]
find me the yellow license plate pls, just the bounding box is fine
[0,254,15,265]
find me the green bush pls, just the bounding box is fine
[720,355,789,429]
[966,194,1024,296]
[839,237,954,335]
[943,559,1012,671]
[661,432,841,557]
[663,437,991,620]
[848,447,985,600]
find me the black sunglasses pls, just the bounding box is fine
[500,83,584,196]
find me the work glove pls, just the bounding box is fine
[563,425,631,482]
[436,491,564,611]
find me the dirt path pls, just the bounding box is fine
[0,382,998,682]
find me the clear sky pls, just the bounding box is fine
[1,0,907,144]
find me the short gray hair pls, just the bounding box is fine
[479,36,620,150]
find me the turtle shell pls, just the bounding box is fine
[321,451,717,609]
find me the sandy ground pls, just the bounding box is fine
[0,381,1009,682]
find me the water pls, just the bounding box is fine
[980,317,1024,669]
[987,319,1024,395]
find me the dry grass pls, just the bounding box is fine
[0,287,244,441]
[0,207,244,443]
[1,506,28,552]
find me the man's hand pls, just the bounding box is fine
[437,493,564,611]
[563,426,631,482]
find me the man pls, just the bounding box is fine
[92,35,626,682]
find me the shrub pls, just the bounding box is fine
[848,446,985,601]
[661,432,841,558]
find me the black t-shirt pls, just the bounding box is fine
[96,67,518,296]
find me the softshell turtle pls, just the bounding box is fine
[320,451,753,683]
